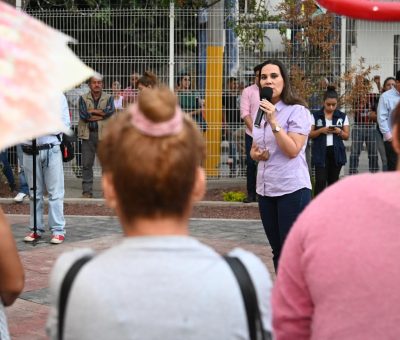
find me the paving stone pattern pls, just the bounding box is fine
[6,215,273,340]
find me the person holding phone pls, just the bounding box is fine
[309,86,350,196]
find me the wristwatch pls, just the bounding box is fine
[272,125,281,133]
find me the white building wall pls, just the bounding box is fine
[265,0,281,15]
[262,0,286,54]
[351,21,400,80]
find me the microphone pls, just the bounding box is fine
[254,87,273,128]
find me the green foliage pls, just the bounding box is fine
[340,57,380,112]
[277,0,339,102]
[222,191,247,202]
[27,0,206,10]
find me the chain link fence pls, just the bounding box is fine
[2,6,399,188]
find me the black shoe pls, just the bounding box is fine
[243,196,256,203]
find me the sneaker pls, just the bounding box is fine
[24,232,41,242]
[81,192,93,199]
[50,234,65,244]
[14,192,27,203]
[73,165,82,179]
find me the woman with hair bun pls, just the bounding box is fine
[46,86,272,340]
[309,85,350,196]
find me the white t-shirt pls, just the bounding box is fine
[113,95,123,110]
[47,236,272,340]
[311,115,349,146]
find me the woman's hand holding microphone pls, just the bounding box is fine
[259,99,278,129]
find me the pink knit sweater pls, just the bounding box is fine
[272,172,400,340]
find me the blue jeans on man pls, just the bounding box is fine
[23,146,65,236]
[0,150,15,191]
[16,145,29,195]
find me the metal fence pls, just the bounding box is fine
[1,6,399,187]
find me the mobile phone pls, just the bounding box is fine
[328,125,336,130]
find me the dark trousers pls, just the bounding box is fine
[0,151,15,190]
[226,127,238,176]
[82,131,99,195]
[245,133,257,199]
[258,188,312,271]
[384,141,398,171]
[349,124,378,174]
[73,126,82,169]
[314,146,342,196]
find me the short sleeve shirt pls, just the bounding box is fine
[253,101,312,196]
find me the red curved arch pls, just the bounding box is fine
[317,0,400,21]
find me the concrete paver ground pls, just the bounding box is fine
[5,214,273,340]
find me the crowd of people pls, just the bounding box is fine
[1,61,400,339]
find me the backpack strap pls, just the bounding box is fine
[58,255,93,340]
[224,256,270,340]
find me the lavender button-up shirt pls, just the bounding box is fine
[253,101,312,197]
[240,84,260,137]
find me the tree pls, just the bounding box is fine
[277,0,339,105]
[340,57,380,113]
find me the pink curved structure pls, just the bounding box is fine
[317,0,400,21]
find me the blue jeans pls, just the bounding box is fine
[0,150,15,190]
[245,133,257,199]
[16,145,29,195]
[258,188,312,271]
[349,124,378,174]
[23,146,65,235]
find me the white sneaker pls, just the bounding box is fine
[14,192,27,203]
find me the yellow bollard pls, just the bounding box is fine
[204,45,223,177]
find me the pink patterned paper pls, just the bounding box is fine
[0,2,93,149]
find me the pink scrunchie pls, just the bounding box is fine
[129,104,183,137]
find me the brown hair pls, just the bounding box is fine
[258,59,307,107]
[98,87,205,223]
[137,71,158,88]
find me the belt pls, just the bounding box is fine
[22,143,56,155]
[36,143,56,150]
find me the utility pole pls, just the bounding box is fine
[4,0,22,9]
[205,0,224,177]
[169,1,175,91]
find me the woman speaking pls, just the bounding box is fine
[251,59,312,271]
